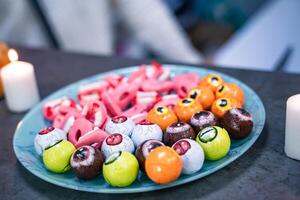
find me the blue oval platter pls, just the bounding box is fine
[13,64,265,193]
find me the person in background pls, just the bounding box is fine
[0,0,203,64]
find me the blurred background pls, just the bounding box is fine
[0,0,299,73]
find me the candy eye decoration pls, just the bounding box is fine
[190,111,218,133]
[196,126,230,160]
[101,133,135,159]
[70,145,104,180]
[146,106,178,132]
[34,127,67,156]
[221,108,253,139]
[105,116,135,137]
[172,139,204,175]
[199,74,224,92]
[175,98,203,123]
[164,122,195,146]
[43,140,76,173]
[211,97,242,118]
[135,139,165,171]
[145,146,182,184]
[131,122,163,147]
[103,151,139,187]
[216,83,245,106]
[188,86,215,110]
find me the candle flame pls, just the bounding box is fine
[8,49,18,62]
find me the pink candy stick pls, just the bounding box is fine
[146,62,164,79]
[122,104,148,117]
[154,94,180,109]
[141,79,174,93]
[43,97,68,121]
[82,100,108,127]
[101,92,122,117]
[131,112,148,124]
[174,73,199,98]
[53,108,84,132]
[128,66,147,83]
[104,74,123,88]
[113,83,139,110]
[75,128,109,149]
[68,118,94,145]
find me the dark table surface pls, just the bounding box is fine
[1,48,300,200]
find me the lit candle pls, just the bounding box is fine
[0,49,40,112]
[285,94,300,160]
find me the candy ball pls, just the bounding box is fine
[211,97,242,118]
[164,122,195,146]
[199,74,224,92]
[146,106,178,132]
[103,151,139,187]
[196,126,230,160]
[145,146,182,184]
[221,108,253,139]
[34,127,67,156]
[70,145,104,180]
[190,111,218,133]
[172,139,204,174]
[135,139,165,171]
[105,116,135,137]
[101,133,135,158]
[43,140,76,173]
[188,86,215,109]
[174,98,203,123]
[216,83,245,105]
[131,121,163,147]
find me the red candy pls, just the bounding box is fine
[134,91,161,109]
[130,112,148,124]
[101,92,122,117]
[122,104,148,117]
[78,81,109,105]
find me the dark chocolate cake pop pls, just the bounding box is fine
[70,145,104,179]
[221,108,253,139]
[190,111,218,133]
[164,122,195,146]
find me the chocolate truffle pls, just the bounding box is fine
[221,108,253,139]
[190,111,218,133]
[164,122,195,146]
[70,145,104,179]
[135,139,164,171]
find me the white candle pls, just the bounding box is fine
[0,49,40,112]
[285,94,300,160]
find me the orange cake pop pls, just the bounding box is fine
[146,106,178,132]
[175,98,203,123]
[145,146,182,184]
[199,74,224,92]
[187,86,215,109]
[216,83,245,105]
[211,97,242,118]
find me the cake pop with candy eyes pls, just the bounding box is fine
[199,74,224,92]
[190,111,218,133]
[174,98,203,123]
[188,86,215,110]
[70,145,104,180]
[211,97,242,118]
[131,121,163,147]
[105,116,135,137]
[101,133,135,159]
[221,108,253,139]
[216,83,245,105]
[164,122,195,146]
[146,106,178,132]
[135,139,165,171]
[172,139,204,175]
[34,127,67,156]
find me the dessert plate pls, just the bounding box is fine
[13,64,265,193]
